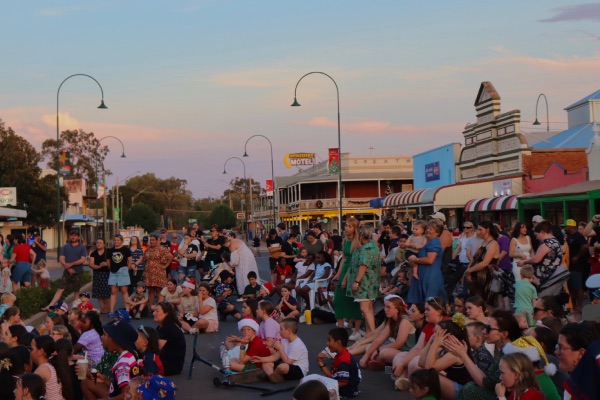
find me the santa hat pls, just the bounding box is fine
[261,282,274,295]
[238,318,259,333]
[503,336,557,376]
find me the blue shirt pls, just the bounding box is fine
[61,242,88,274]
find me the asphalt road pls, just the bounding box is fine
[48,248,415,400]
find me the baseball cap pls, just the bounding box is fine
[586,274,600,289]
[103,320,137,352]
[429,212,446,222]
[50,301,69,314]
[532,215,544,224]
[32,232,40,237]
[136,281,146,287]
[108,308,131,322]
[80,292,91,299]
[69,229,80,235]
[137,375,177,400]
[562,219,577,227]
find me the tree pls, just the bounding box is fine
[123,202,160,233]
[0,118,68,228]
[207,205,236,229]
[223,177,263,212]
[40,129,110,188]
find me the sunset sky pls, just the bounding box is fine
[1,1,599,197]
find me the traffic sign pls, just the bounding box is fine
[236,212,245,220]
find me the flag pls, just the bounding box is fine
[328,148,340,174]
[266,180,273,196]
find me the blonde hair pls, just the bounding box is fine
[344,217,362,252]
[520,265,534,279]
[500,353,540,397]
[1,292,16,304]
[412,220,426,231]
[51,325,72,340]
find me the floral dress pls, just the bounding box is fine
[143,245,171,288]
[345,240,380,300]
[535,237,562,282]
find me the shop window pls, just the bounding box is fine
[567,200,589,224]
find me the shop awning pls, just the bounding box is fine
[383,188,437,208]
[465,195,519,212]
[0,207,27,218]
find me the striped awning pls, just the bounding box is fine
[383,188,436,208]
[465,195,519,212]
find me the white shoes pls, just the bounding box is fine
[299,315,306,323]
[189,328,198,335]
[348,330,362,341]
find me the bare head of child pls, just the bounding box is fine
[247,271,257,287]
[79,292,91,307]
[466,321,486,350]
[410,368,441,400]
[412,220,426,237]
[69,307,83,324]
[1,293,16,306]
[520,265,534,281]
[398,234,409,249]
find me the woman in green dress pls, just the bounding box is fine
[332,217,362,340]
[344,226,382,335]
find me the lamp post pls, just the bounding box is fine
[56,74,107,257]
[243,135,276,229]
[291,71,343,232]
[533,93,550,132]
[98,136,126,241]
[223,156,247,233]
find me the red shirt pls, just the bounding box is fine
[169,243,180,270]
[508,389,544,400]
[589,255,600,276]
[78,302,94,311]
[13,244,31,262]
[246,335,271,367]
[274,265,292,285]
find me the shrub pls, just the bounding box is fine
[16,270,92,319]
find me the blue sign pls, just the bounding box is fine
[425,162,440,182]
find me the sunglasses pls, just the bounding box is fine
[484,324,500,333]
[138,325,149,338]
[426,297,442,310]
[463,226,473,229]
[534,307,547,313]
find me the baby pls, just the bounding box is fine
[405,220,427,280]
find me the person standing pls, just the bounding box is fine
[31,232,47,287]
[332,217,363,341]
[9,236,36,292]
[266,228,284,277]
[277,222,289,242]
[201,224,225,267]
[42,230,87,311]
[226,237,260,294]
[128,236,144,294]
[331,229,343,252]
[106,234,132,313]
[564,219,589,312]
[301,232,324,256]
[509,222,533,282]
[89,239,110,314]
[143,235,173,307]
[465,221,500,311]
[158,228,171,249]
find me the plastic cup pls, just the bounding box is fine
[304,310,312,325]
[77,358,88,380]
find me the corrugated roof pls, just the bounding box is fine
[520,180,600,198]
[531,123,596,149]
[565,89,600,110]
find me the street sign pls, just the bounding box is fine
[236,212,245,220]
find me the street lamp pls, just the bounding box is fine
[243,135,276,228]
[533,93,550,132]
[56,74,107,257]
[223,156,247,232]
[291,71,343,232]
[98,136,126,240]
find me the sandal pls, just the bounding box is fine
[368,360,386,371]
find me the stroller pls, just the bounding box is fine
[537,265,570,297]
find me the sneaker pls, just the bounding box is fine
[395,377,410,391]
[189,328,198,335]
[299,315,306,323]
[134,312,141,320]
[348,330,362,341]
[268,372,284,383]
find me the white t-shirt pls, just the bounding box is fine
[160,286,183,302]
[199,297,218,321]
[282,337,309,376]
[178,242,187,267]
[295,261,315,277]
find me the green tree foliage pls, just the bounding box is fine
[207,204,236,229]
[124,202,160,233]
[223,177,263,212]
[0,119,68,228]
[40,129,109,187]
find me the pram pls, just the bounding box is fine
[537,265,570,297]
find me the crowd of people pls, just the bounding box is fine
[2,213,600,399]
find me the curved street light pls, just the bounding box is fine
[533,93,550,132]
[243,135,276,227]
[98,136,126,240]
[56,74,107,257]
[291,71,342,232]
[223,156,248,232]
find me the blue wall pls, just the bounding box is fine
[413,143,458,189]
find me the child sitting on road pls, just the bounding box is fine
[135,325,164,376]
[257,282,274,301]
[250,318,309,383]
[466,321,495,373]
[317,327,361,398]
[78,292,95,311]
[273,256,293,296]
[178,279,200,330]
[229,319,271,372]
[127,281,149,319]
[275,285,300,320]
[242,271,262,300]
[216,270,241,321]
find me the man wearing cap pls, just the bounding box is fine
[42,230,87,311]
[565,218,589,312]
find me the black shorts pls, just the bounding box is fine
[275,361,304,380]
[269,258,278,271]
[58,270,82,292]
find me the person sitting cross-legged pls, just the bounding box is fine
[229,319,271,372]
[250,318,309,383]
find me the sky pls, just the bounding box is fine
[1,1,600,198]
